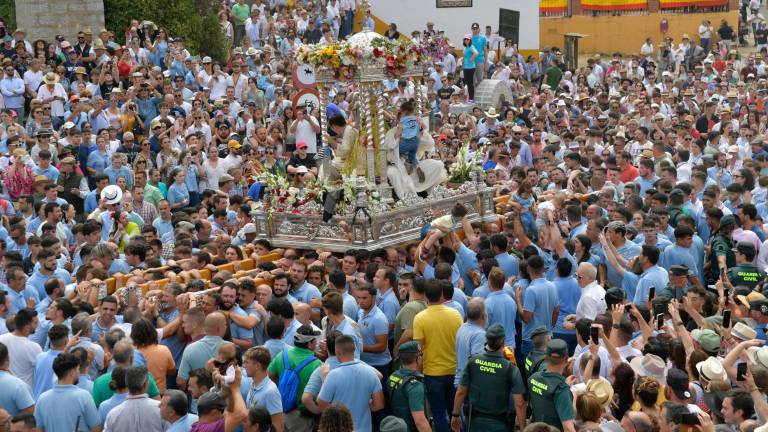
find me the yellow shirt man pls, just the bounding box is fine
[413,304,462,376]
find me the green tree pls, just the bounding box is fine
[0,0,16,32]
[103,0,227,62]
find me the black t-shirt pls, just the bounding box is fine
[289,154,316,169]
[437,86,455,100]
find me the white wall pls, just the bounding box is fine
[370,0,540,51]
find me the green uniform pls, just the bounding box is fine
[524,349,547,379]
[460,350,525,432]
[726,264,765,289]
[387,368,425,432]
[705,232,735,285]
[658,285,688,301]
[528,370,575,430]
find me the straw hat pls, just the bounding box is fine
[42,72,59,85]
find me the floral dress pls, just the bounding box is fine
[4,166,34,200]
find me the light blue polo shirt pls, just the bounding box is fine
[357,306,391,366]
[606,240,641,289]
[263,339,287,358]
[97,392,127,424]
[33,349,62,400]
[318,360,382,432]
[5,285,39,314]
[343,290,359,322]
[70,337,105,380]
[86,150,110,174]
[0,370,34,416]
[633,265,669,305]
[167,414,199,432]
[495,252,520,279]
[375,288,400,334]
[178,335,225,380]
[485,290,517,348]
[167,182,190,208]
[335,317,362,359]
[152,217,174,239]
[34,384,100,432]
[290,281,322,305]
[104,165,133,189]
[304,356,340,396]
[230,305,256,345]
[239,371,283,414]
[659,244,699,277]
[454,322,485,387]
[521,277,559,341]
[107,259,132,276]
[444,300,465,320]
[27,268,71,300]
[33,165,60,182]
[553,276,580,334]
[281,319,301,347]
[457,244,479,295]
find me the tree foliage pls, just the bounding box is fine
[0,0,16,31]
[103,0,228,61]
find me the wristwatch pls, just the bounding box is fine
[451,413,461,418]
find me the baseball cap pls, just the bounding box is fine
[243,223,257,234]
[296,140,308,150]
[197,391,227,413]
[294,324,321,344]
[218,173,234,184]
[691,329,721,354]
[668,265,691,277]
[227,139,241,150]
[531,326,551,339]
[177,221,195,231]
[546,339,568,359]
[666,368,692,400]
[471,22,480,29]
[486,324,505,340]
[733,241,757,256]
[719,214,737,229]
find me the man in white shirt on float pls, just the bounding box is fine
[288,104,321,156]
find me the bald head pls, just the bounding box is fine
[113,339,135,365]
[204,312,227,337]
[466,298,486,322]
[294,303,312,325]
[576,262,597,287]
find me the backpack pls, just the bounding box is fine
[278,350,316,412]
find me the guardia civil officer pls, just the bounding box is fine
[387,341,430,432]
[527,338,576,432]
[450,324,526,432]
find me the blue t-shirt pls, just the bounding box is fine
[463,45,477,69]
[34,384,100,432]
[167,182,190,208]
[552,276,580,334]
[358,306,391,366]
[485,290,517,347]
[318,360,382,432]
[471,34,487,61]
[521,277,559,341]
[400,114,419,139]
[454,322,485,386]
[0,371,34,415]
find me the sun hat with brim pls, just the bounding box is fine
[585,378,614,409]
[696,357,727,382]
[630,354,666,384]
[738,291,766,308]
[691,329,721,354]
[485,107,500,118]
[748,346,768,369]
[101,184,123,205]
[33,175,51,186]
[732,322,757,341]
[42,72,59,85]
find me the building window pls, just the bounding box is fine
[436,0,472,7]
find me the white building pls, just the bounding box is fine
[369,0,540,56]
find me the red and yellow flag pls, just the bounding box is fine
[659,0,727,8]
[540,0,568,13]
[581,0,648,10]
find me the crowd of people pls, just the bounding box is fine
[0,1,765,432]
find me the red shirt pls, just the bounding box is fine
[619,163,639,183]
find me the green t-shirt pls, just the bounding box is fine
[232,3,250,23]
[545,66,563,90]
[267,347,321,410]
[92,370,160,407]
[388,368,425,431]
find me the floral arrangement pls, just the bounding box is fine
[296,37,424,80]
[448,142,483,183]
[260,170,325,215]
[420,33,450,62]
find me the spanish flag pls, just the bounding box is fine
[540,0,568,13]
[659,0,727,8]
[581,0,648,10]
